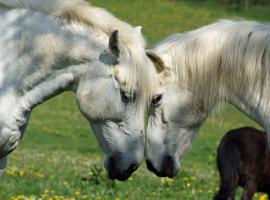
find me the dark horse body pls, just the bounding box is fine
[215,127,270,200]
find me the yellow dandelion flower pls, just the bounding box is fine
[166,177,174,183]
[7,167,16,176]
[96,157,101,161]
[95,196,101,200]
[160,178,165,185]
[259,194,268,200]
[88,171,94,176]
[183,177,189,181]
[28,196,35,200]
[64,181,69,187]
[18,169,25,177]
[34,172,45,178]
[14,194,25,200]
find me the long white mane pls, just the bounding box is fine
[154,20,270,111]
[0,0,156,108]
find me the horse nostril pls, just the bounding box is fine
[146,160,167,177]
[164,155,177,178]
[108,156,115,167]
[165,155,173,167]
[108,156,116,178]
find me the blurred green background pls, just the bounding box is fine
[0,0,269,199]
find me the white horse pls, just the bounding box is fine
[145,20,270,178]
[0,0,156,181]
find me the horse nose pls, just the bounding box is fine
[146,160,158,173]
[163,155,179,178]
[0,133,20,158]
[146,159,166,177]
[107,154,139,181]
[108,155,117,179]
[146,155,179,178]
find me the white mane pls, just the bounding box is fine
[0,0,156,109]
[154,20,270,111]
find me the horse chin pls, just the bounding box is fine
[0,133,20,158]
[103,156,140,181]
[108,171,131,181]
[107,164,139,181]
[154,168,179,178]
[166,168,179,178]
[146,156,180,178]
[147,165,178,178]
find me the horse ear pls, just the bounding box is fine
[146,50,165,73]
[109,30,120,58]
[134,26,142,33]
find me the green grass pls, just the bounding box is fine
[0,0,269,199]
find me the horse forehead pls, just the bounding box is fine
[113,66,132,90]
[152,71,173,95]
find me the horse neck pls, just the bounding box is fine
[0,8,108,93]
[157,21,270,123]
[156,34,224,112]
[57,24,109,64]
[227,85,268,127]
[22,34,104,93]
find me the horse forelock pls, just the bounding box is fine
[120,42,157,112]
[154,20,270,111]
[58,0,155,110]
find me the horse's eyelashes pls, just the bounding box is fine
[151,94,163,106]
[120,90,135,103]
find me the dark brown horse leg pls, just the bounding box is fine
[214,183,237,200]
[241,181,257,200]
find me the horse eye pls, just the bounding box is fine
[120,90,135,103]
[151,94,163,106]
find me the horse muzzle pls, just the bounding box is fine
[104,153,140,181]
[0,128,21,158]
[146,154,180,178]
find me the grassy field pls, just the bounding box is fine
[1,0,270,199]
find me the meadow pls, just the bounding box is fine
[0,0,270,199]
